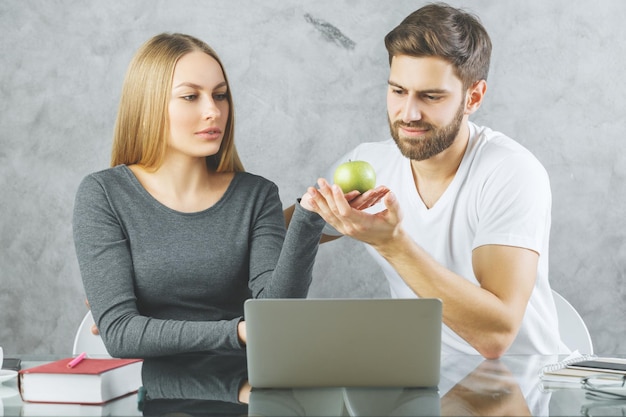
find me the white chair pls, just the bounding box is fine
[552,290,593,354]
[72,311,112,357]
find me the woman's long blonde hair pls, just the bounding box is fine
[110,33,244,172]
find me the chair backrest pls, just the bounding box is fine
[552,290,593,354]
[72,311,112,357]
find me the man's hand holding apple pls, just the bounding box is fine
[306,176,401,250]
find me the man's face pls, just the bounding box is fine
[387,55,468,161]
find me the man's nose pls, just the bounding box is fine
[401,97,422,123]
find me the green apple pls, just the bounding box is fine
[333,160,376,194]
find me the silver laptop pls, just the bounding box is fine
[244,298,442,388]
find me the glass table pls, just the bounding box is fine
[1,353,624,416]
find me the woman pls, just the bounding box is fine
[72,33,325,358]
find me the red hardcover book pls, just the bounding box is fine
[18,357,143,404]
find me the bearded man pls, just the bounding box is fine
[298,3,564,359]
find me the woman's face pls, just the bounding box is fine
[167,51,229,160]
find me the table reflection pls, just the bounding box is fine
[139,353,549,416]
[440,355,550,416]
[140,352,249,415]
[441,359,532,416]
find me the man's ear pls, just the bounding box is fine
[465,80,487,115]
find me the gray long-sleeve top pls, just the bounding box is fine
[72,165,325,358]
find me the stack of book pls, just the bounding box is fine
[540,352,626,390]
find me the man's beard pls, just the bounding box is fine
[389,101,465,161]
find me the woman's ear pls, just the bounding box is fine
[465,80,487,115]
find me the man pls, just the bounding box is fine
[299,3,564,358]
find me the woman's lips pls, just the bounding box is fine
[196,127,222,140]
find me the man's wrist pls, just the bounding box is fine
[372,228,409,260]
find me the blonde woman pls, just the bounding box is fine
[72,33,325,358]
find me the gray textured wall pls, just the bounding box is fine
[1,0,624,355]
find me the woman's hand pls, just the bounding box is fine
[237,320,247,346]
[238,380,252,404]
[85,299,100,335]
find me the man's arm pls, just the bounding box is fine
[307,179,537,359]
[376,228,537,359]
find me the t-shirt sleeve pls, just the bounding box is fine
[472,153,551,254]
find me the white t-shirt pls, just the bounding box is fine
[326,122,564,355]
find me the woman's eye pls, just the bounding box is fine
[182,95,197,101]
[214,93,228,101]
